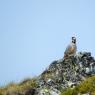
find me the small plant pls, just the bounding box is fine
[0,77,38,95]
[61,76,95,95]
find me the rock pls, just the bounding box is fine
[36,52,95,95]
[39,88,50,95]
[25,88,36,95]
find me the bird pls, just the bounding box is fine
[64,37,77,59]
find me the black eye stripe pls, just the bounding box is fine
[72,37,76,40]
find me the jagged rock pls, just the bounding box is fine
[25,88,36,95]
[37,52,95,95]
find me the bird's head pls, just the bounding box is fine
[72,37,76,44]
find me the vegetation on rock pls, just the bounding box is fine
[61,76,95,95]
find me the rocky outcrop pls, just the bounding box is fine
[36,52,95,95]
[5,52,95,95]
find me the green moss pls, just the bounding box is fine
[61,76,95,95]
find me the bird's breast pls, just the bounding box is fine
[69,45,76,54]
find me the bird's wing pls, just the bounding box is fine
[64,44,72,54]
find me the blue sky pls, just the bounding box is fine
[0,0,95,85]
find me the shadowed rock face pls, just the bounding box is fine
[25,88,36,95]
[6,52,95,95]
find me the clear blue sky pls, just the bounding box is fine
[0,0,95,85]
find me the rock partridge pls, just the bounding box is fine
[64,37,77,59]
